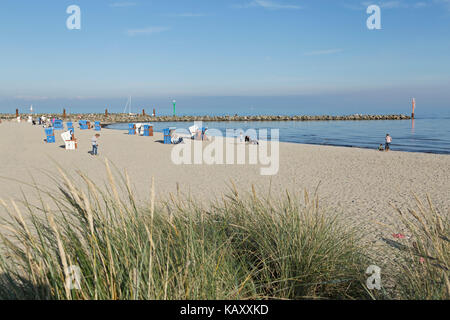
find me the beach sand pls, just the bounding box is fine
[1,120,449,268]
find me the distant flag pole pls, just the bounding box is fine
[173,99,176,117]
[412,98,415,119]
[30,105,33,114]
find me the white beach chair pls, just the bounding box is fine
[65,140,76,150]
[61,131,75,150]
[189,125,198,139]
[135,123,144,136]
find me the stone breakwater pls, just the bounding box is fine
[0,113,411,125]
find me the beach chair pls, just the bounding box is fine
[135,123,143,135]
[61,131,73,150]
[45,128,55,143]
[54,119,64,130]
[61,131,71,142]
[94,121,101,131]
[128,123,136,135]
[189,125,198,139]
[61,130,77,150]
[79,120,88,130]
[163,128,170,144]
[163,128,176,144]
[67,122,74,131]
[143,124,153,136]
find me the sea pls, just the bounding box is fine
[107,115,450,155]
[4,99,449,154]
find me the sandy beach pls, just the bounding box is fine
[1,120,449,265]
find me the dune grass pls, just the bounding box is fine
[0,161,375,300]
[391,196,449,300]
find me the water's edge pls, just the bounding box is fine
[106,119,450,155]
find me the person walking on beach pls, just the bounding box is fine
[91,133,100,156]
[385,134,392,151]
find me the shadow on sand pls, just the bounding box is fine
[0,273,54,300]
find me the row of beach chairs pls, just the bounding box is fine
[45,120,100,150]
[128,123,154,136]
[127,124,182,144]
[45,121,206,148]
[162,125,208,144]
[78,120,101,131]
[45,120,100,132]
[128,123,186,145]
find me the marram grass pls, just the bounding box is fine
[0,161,403,300]
[391,195,450,300]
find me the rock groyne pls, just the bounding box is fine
[0,113,411,125]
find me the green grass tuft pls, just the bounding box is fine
[0,163,386,300]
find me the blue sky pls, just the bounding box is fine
[1,0,450,114]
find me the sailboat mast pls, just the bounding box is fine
[123,96,133,114]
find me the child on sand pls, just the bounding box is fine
[378,144,384,151]
[385,134,392,151]
[91,134,100,156]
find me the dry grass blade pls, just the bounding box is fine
[392,194,449,300]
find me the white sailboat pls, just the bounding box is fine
[123,96,136,115]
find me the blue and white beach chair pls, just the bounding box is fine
[79,120,89,130]
[128,123,136,135]
[53,119,64,130]
[45,128,55,143]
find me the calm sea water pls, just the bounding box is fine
[107,116,450,155]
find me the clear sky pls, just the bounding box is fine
[1,0,450,114]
